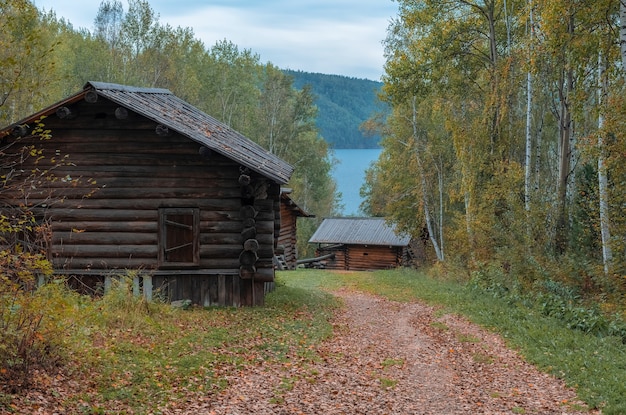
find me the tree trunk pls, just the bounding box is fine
[597,52,612,275]
[437,157,445,261]
[620,0,626,78]
[411,96,444,261]
[555,15,575,254]
[524,0,534,214]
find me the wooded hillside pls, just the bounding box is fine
[285,70,384,149]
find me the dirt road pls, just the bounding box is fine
[203,289,589,414]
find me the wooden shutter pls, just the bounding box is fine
[159,208,199,267]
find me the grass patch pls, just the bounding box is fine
[378,377,398,389]
[381,357,404,369]
[1,273,339,413]
[286,268,626,415]
[430,321,449,331]
[456,333,481,343]
[472,352,495,364]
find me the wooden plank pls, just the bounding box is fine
[29,186,241,199]
[53,244,157,258]
[239,278,253,306]
[50,209,157,221]
[204,221,247,234]
[199,245,247,258]
[45,163,238,178]
[201,232,272,246]
[52,231,156,245]
[218,274,227,306]
[199,257,240,269]
[52,257,155,269]
[232,275,240,307]
[52,221,157,232]
[10,198,241,211]
[210,276,220,305]
[254,282,265,306]
[200,276,211,307]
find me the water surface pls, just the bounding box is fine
[332,148,382,216]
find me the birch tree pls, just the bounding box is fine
[524,0,534,214]
[621,0,626,75]
[0,0,58,123]
[597,52,612,275]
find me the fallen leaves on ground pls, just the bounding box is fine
[192,289,592,415]
[4,289,594,414]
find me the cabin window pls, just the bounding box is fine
[158,208,199,267]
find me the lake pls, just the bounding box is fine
[332,148,382,216]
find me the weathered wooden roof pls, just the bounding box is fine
[281,188,315,218]
[2,81,294,184]
[309,217,411,246]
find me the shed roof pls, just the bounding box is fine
[309,217,410,246]
[281,188,315,218]
[2,81,294,184]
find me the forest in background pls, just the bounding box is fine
[362,0,626,307]
[2,0,625,313]
[285,70,384,149]
[0,0,345,258]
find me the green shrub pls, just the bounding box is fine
[0,273,72,392]
[536,279,626,342]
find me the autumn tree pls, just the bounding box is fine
[0,0,60,124]
[373,0,626,299]
[255,66,337,257]
[201,40,261,131]
[376,0,528,265]
[0,0,62,261]
[5,0,340,266]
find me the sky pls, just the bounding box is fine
[34,0,398,81]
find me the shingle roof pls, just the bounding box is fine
[309,218,411,246]
[281,188,314,218]
[2,81,294,184]
[87,82,293,184]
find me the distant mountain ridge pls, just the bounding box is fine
[284,70,384,149]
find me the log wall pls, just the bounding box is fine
[4,97,280,306]
[278,202,298,269]
[346,245,405,271]
[315,244,406,271]
[315,245,347,270]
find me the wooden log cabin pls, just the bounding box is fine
[308,218,411,271]
[0,81,294,306]
[276,188,314,270]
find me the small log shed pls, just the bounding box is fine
[0,81,294,306]
[277,188,314,270]
[308,217,411,271]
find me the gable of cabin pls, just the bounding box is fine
[0,82,294,306]
[308,218,411,271]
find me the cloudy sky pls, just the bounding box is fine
[34,0,398,81]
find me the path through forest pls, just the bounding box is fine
[194,289,590,414]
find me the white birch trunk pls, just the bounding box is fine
[411,96,444,262]
[524,0,534,213]
[620,0,626,77]
[597,53,612,275]
[525,71,532,212]
[438,158,445,261]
